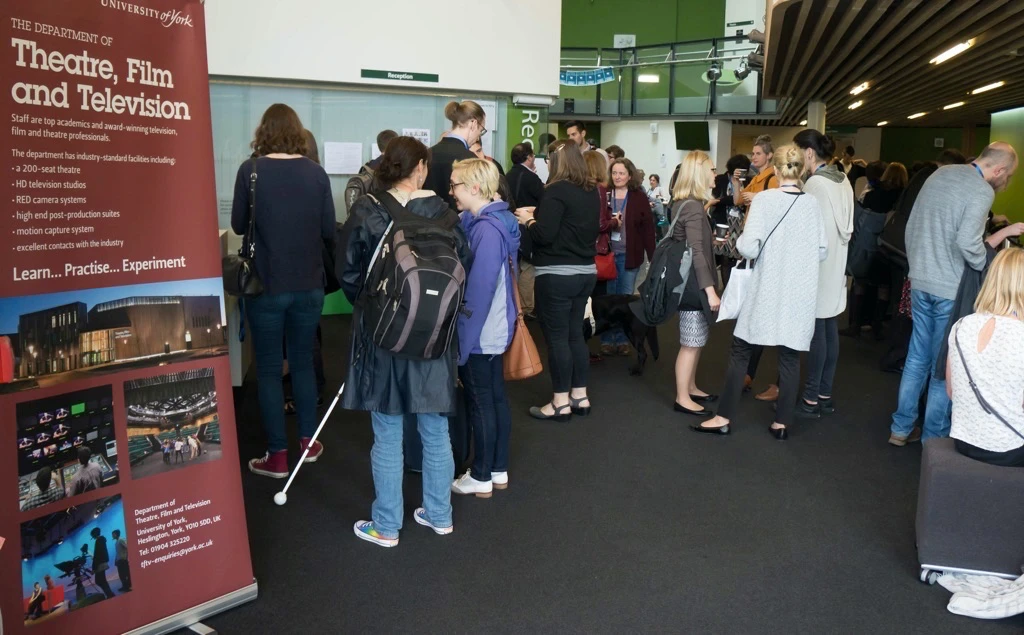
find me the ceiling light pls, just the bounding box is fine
[929,40,973,65]
[971,80,1006,94]
[637,74,660,83]
[943,101,965,110]
[850,82,870,95]
[848,100,863,110]
[877,121,889,127]
[908,112,927,120]
[799,119,808,126]
[706,63,722,82]
[734,61,751,81]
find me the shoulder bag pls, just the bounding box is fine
[953,324,1024,441]
[717,193,798,322]
[222,159,264,297]
[503,256,543,381]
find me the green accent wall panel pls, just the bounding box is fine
[880,127,965,167]
[561,0,726,48]
[991,108,1024,222]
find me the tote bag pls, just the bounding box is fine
[503,257,543,381]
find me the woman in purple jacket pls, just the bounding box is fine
[449,158,521,498]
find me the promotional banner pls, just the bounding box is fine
[1,2,256,634]
[559,67,615,87]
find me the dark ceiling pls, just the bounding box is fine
[762,0,1024,128]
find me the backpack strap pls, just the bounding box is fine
[953,324,1024,441]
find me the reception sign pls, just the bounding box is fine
[1,2,256,633]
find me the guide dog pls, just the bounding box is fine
[583,294,659,376]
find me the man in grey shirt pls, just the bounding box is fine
[67,446,104,496]
[890,142,1022,445]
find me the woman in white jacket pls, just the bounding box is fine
[793,130,854,419]
[693,146,827,440]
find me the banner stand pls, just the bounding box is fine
[124,581,257,635]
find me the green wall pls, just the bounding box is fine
[879,127,990,167]
[991,108,1024,222]
[560,0,726,48]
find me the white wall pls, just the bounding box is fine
[602,121,685,184]
[204,0,561,97]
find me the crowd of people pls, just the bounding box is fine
[230,101,1024,547]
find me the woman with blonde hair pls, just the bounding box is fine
[448,158,521,497]
[514,140,600,421]
[946,247,1024,466]
[693,145,828,440]
[425,100,486,206]
[670,151,721,416]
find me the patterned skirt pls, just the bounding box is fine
[678,310,710,347]
[712,209,744,260]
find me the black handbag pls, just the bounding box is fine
[223,159,264,297]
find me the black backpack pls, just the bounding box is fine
[845,200,886,277]
[361,192,466,360]
[345,164,376,213]
[631,205,692,326]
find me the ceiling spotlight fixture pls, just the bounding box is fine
[734,60,751,81]
[929,40,974,65]
[848,100,863,110]
[637,74,660,83]
[877,121,889,127]
[908,112,927,120]
[850,82,870,95]
[799,119,808,126]
[943,101,965,110]
[706,63,722,82]
[972,80,1006,94]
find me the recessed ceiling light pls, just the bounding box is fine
[943,101,965,110]
[930,40,973,65]
[908,112,927,120]
[877,121,889,126]
[850,82,870,95]
[799,119,807,125]
[972,81,1005,94]
[637,74,660,83]
[848,100,863,110]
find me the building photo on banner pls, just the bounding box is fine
[1,1,256,634]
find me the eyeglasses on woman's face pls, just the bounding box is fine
[449,181,464,193]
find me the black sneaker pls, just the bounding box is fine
[794,400,821,419]
[818,398,834,414]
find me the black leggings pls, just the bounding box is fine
[718,337,800,425]
[535,273,596,393]
[955,439,1024,467]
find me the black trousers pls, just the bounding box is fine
[535,273,596,393]
[718,337,801,425]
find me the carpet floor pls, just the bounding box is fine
[191,315,1024,633]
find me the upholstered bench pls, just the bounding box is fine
[916,438,1024,583]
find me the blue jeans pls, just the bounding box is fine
[246,289,325,452]
[601,252,639,345]
[369,412,453,538]
[459,354,511,482]
[890,290,954,439]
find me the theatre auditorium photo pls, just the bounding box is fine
[125,368,223,480]
[0,278,227,393]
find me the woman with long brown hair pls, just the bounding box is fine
[584,150,614,297]
[514,140,600,421]
[601,157,656,355]
[231,103,335,479]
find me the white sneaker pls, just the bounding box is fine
[491,471,508,490]
[451,471,492,498]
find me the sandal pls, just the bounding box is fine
[529,403,572,422]
[570,396,591,416]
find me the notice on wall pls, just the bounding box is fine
[478,100,497,159]
[323,141,363,175]
[402,128,431,148]
[0,2,256,634]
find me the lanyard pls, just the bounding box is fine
[972,162,984,179]
[612,191,628,215]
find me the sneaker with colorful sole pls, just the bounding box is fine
[414,508,453,535]
[353,521,398,547]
